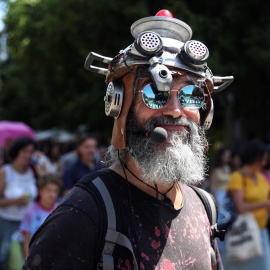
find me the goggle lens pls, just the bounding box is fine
[142,84,205,110]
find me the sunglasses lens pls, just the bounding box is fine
[179,85,205,110]
[143,84,169,109]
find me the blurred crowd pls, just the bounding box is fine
[0,134,106,270]
[1,134,270,270]
[208,141,270,270]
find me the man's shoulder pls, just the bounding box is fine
[27,169,116,256]
[77,167,116,187]
[181,184,212,220]
[58,169,113,218]
[26,189,103,270]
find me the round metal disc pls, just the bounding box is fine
[139,32,161,52]
[186,41,208,60]
[131,16,192,42]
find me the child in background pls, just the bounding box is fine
[20,173,61,258]
[7,174,61,270]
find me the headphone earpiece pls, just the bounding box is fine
[104,81,124,119]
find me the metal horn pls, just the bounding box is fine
[213,76,234,92]
[84,52,112,75]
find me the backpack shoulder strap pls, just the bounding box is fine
[189,185,225,270]
[189,185,217,226]
[74,180,107,265]
[189,186,225,240]
[91,177,139,270]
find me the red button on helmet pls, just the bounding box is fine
[155,10,174,18]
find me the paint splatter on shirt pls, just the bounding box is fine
[23,168,223,270]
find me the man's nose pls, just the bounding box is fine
[161,90,187,119]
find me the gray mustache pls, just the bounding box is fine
[145,116,192,131]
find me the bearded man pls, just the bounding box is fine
[23,10,233,270]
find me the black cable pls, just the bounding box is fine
[109,53,124,72]
[123,163,176,201]
[153,181,159,199]
[123,50,150,79]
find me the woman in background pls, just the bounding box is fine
[261,149,270,236]
[222,140,270,270]
[210,147,232,207]
[0,137,37,270]
[33,142,61,176]
[210,147,232,251]
[230,151,242,172]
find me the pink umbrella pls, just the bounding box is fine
[0,121,36,147]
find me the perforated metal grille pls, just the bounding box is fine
[105,83,113,115]
[139,32,160,52]
[187,41,208,59]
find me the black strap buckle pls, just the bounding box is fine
[211,224,226,242]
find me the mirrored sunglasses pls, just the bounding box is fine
[140,84,205,110]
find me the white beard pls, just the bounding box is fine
[128,116,208,186]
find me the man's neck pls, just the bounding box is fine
[110,155,183,209]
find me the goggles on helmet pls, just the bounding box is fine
[140,84,205,111]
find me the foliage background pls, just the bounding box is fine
[0,0,269,150]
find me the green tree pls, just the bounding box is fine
[185,0,270,145]
[0,0,150,138]
[0,0,269,146]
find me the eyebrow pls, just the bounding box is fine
[137,78,152,91]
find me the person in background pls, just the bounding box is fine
[261,149,270,185]
[60,141,78,171]
[33,142,61,176]
[210,147,232,206]
[222,140,270,270]
[209,147,232,251]
[62,134,103,195]
[43,142,61,174]
[6,173,61,270]
[0,137,37,270]
[0,149,4,168]
[20,173,61,258]
[230,151,241,171]
[2,139,13,164]
[261,149,270,236]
